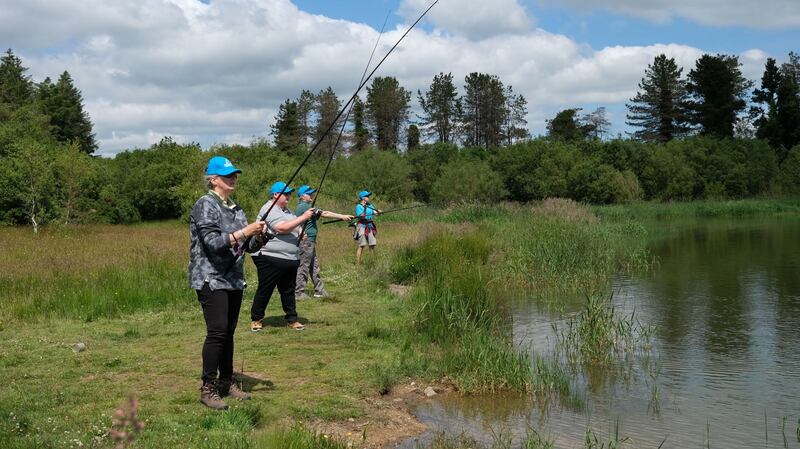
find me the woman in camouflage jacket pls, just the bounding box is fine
[189,156,266,410]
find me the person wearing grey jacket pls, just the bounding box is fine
[189,156,266,410]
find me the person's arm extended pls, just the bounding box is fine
[272,209,315,234]
[320,210,354,221]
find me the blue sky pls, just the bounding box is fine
[2,0,797,154]
[295,0,799,56]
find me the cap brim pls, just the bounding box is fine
[216,167,242,176]
[305,189,317,195]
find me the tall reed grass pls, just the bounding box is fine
[390,231,568,394]
[554,294,654,369]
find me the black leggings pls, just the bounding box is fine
[197,284,243,384]
[250,255,299,323]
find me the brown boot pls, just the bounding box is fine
[200,382,228,410]
[218,379,251,401]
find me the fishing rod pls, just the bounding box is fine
[244,0,438,245]
[297,10,391,242]
[321,203,427,225]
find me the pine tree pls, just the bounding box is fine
[626,54,690,142]
[774,53,800,160]
[39,71,97,154]
[418,72,460,143]
[686,54,753,138]
[270,99,303,153]
[547,108,593,141]
[365,76,410,151]
[350,96,369,153]
[461,72,506,148]
[583,107,611,140]
[296,89,315,146]
[503,85,528,145]
[751,57,782,148]
[0,49,34,109]
[406,124,420,150]
[314,87,344,158]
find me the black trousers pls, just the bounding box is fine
[250,255,300,323]
[197,284,243,384]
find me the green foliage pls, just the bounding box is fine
[779,145,800,194]
[114,137,205,220]
[271,98,304,154]
[418,72,460,143]
[686,54,753,138]
[0,49,33,108]
[626,54,691,142]
[331,149,413,202]
[547,108,593,141]
[366,76,411,151]
[430,157,506,205]
[462,72,507,148]
[38,71,97,154]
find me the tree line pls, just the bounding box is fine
[271,71,529,154]
[1,48,799,230]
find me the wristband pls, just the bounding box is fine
[238,230,246,241]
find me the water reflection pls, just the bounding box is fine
[404,219,800,449]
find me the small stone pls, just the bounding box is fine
[348,417,355,422]
[72,343,86,353]
[423,387,437,397]
[410,382,416,387]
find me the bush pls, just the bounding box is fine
[430,157,506,205]
[779,145,800,194]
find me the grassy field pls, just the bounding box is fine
[2,199,790,449]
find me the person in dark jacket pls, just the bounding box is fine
[189,156,266,410]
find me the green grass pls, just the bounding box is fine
[3,200,792,447]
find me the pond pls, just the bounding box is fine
[401,218,800,448]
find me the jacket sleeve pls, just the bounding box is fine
[191,199,231,256]
[244,234,265,253]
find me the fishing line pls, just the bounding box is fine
[297,9,391,242]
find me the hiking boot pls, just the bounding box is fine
[313,291,330,298]
[200,383,228,410]
[250,320,263,332]
[287,321,305,330]
[218,379,251,401]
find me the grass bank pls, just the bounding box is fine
[593,197,800,221]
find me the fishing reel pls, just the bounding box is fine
[312,208,323,218]
[261,229,278,242]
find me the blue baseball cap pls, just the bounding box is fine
[358,190,371,200]
[269,181,294,195]
[297,185,317,197]
[205,156,242,176]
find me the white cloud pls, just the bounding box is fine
[399,0,533,39]
[1,0,776,153]
[547,0,800,29]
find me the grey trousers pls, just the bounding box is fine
[296,238,325,296]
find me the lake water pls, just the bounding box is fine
[401,219,800,448]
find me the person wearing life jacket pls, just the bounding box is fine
[354,190,382,267]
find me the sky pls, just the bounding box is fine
[2,0,799,156]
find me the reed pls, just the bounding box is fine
[553,294,654,369]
